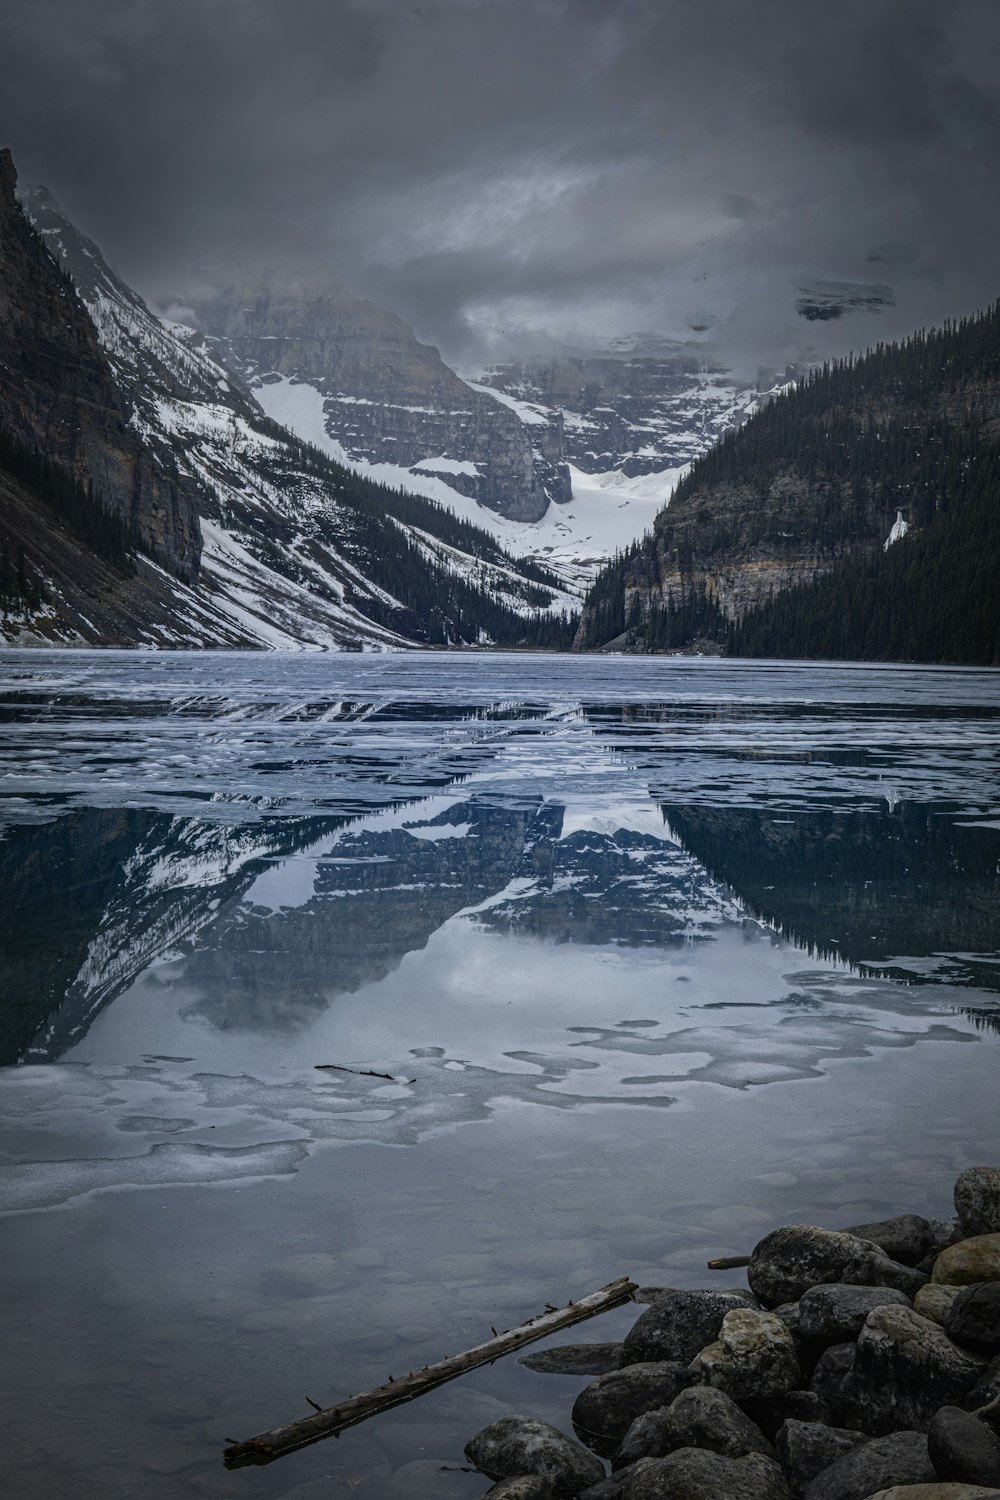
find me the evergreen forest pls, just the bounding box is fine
[578,301,1000,664]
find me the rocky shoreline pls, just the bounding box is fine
[463,1166,1000,1499]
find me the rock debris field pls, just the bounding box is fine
[463,1165,1000,1499]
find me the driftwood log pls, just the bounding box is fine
[223,1275,637,1468]
[706,1254,751,1269]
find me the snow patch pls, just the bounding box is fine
[884,510,910,550]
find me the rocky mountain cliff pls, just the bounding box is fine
[0,149,201,587]
[2,155,575,649]
[193,280,571,523]
[577,302,1000,659]
[474,340,766,478]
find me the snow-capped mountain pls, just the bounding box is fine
[473,343,767,479]
[191,279,571,524]
[10,172,575,648]
[198,319,774,593]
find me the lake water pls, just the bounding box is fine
[2,649,1000,1499]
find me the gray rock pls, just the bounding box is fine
[784,1392,834,1423]
[579,1477,629,1499]
[690,1308,801,1401]
[749,1228,883,1308]
[739,1391,833,1445]
[613,1409,673,1470]
[581,1460,662,1497]
[775,1418,868,1498]
[928,1407,1000,1487]
[926,1222,966,1258]
[865,1486,1000,1499]
[803,1432,934,1500]
[775,1303,805,1337]
[521,1344,624,1375]
[963,1357,1000,1416]
[465,1417,606,1499]
[946,1286,1000,1356]
[620,1447,791,1499]
[623,1290,758,1366]
[839,1250,929,1301]
[843,1217,936,1268]
[934,1238,1000,1288]
[799,1286,912,1346]
[662,1386,774,1459]
[573,1363,689,1457]
[956,1171,1000,1240]
[810,1344,857,1418]
[839,1306,985,1435]
[915,1286,964,1328]
[483,1480,555,1499]
[773,1303,821,1370]
[863,1488,1000,1500]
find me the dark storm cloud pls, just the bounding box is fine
[3,0,999,369]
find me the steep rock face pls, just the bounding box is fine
[195,281,569,522]
[23,184,241,410]
[0,149,200,579]
[10,172,572,649]
[476,343,765,477]
[576,303,1000,649]
[637,469,886,621]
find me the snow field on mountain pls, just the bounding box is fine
[253,374,686,593]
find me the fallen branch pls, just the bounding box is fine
[706,1254,751,1270]
[223,1275,637,1468]
[314,1064,395,1081]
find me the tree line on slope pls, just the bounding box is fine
[0,423,138,622]
[578,300,1000,663]
[253,414,566,590]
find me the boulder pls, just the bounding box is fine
[803,1432,933,1500]
[963,1356,1000,1415]
[622,1291,758,1366]
[934,1239,1000,1288]
[864,1487,1000,1498]
[810,1344,857,1416]
[799,1286,912,1346]
[521,1345,624,1375]
[741,1391,834,1444]
[579,1477,631,1500]
[613,1409,672,1470]
[928,1407,1000,1487]
[838,1306,985,1435]
[775,1418,868,1497]
[843,1217,936,1268]
[573,1363,688,1457]
[483,1480,555,1499]
[915,1286,964,1328]
[619,1447,791,1498]
[955,1170,1000,1240]
[784,1392,833,1423]
[662,1386,774,1459]
[465,1417,606,1498]
[690,1308,801,1401]
[839,1250,929,1301]
[749,1229,881,1308]
[946,1286,1000,1356]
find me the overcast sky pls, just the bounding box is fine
[3,0,999,372]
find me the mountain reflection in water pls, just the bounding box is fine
[2,653,1000,1500]
[2,682,999,1062]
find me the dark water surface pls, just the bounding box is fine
[2,650,1000,1498]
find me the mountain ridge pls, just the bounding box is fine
[2,153,576,649]
[576,300,1000,664]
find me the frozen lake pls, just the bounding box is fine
[2,650,999,1498]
